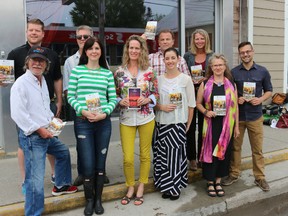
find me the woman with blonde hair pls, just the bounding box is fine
[115,35,158,206]
[184,29,213,171]
[196,54,239,197]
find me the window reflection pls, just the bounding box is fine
[184,0,215,52]
[26,0,215,119]
[26,0,178,66]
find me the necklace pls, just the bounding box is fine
[214,80,223,87]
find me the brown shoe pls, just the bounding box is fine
[189,160,197,171]
[254,179,270,191]
[221,175,239,186]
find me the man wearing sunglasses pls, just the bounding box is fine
[63,25,93,99]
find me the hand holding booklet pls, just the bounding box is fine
[47,118,66,136]
[128,87,141,109]
[144,21,157,40]
[85,93,103,114]
[0,59,15,83]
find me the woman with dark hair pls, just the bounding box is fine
[68,37,117,215]
[154,47,195,200]
[196,54,239,197]
[115,35,158,206]
[184,29,213,171]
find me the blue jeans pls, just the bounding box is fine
[19,130,72,216]
[74,116,111,178]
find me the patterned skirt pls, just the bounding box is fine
[153,122,188,196]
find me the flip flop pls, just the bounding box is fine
[134,196,144,206]
[121,196,133,205]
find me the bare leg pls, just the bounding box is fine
[215,177,225,196]
[17,148,25,181]
[47,154,55,177]
[134,183,144,205]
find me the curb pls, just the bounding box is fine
[0,148,287,216]
[179,176,288,216]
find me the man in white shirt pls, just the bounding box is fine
[10,46,77,216]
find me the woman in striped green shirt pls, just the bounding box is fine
[68,37,117,216]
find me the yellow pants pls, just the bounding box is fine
[120,120,155,186]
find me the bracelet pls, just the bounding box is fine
[204,109,208,115]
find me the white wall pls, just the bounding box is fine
[0,0,26,151]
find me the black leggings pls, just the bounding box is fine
[186,108,204,161]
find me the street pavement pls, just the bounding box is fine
[0,125,287,215]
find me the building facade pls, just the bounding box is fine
[0,0,287,153]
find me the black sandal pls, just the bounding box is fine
[134,196,144,206]
[215,183,225,197]
[207,182,217,197]
[121,195,133,205]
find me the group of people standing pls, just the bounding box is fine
[1,18,273,216]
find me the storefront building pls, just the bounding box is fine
[0,0,286,153]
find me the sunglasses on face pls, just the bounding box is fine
[76,35,90,40]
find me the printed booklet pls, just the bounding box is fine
[169,92,183,109]
[128,87,141,109]
[190,65,203,83]
[47,118,66,136]
[0,59,14,83]
[85,93,103,114]
[144,21,157,40]
[243,82,256,100]
[213,95,226,116]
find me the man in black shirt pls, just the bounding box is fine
[7,18,63,190]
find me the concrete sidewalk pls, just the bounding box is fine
[48,160,288,216]
[0,125,287,215]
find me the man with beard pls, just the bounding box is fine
[222,41,272,192]
[10,46,77,216]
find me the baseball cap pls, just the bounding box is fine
[27,46,49,62]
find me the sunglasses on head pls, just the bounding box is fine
[76,35,90,40]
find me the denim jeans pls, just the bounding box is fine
[74,116,111,178]
[19,130,72,216]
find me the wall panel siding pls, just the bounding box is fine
[254,27,284,37]
[253,0,285,92]
[233,0,240,66]
[254,45,284,54]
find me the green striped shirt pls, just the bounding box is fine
[67,65,117,116]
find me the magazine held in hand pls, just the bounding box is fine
[0,59,15,83]
[144,21,157,40]
[47,118,66,136]
[213,95,226,116]
[190,65,203,83]
[85,93,103,114]
[243,82,256,100]
[128,87,141,109]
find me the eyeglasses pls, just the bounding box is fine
[239,50,253,56]
[76,35,90,40]
[212,64,224,68]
